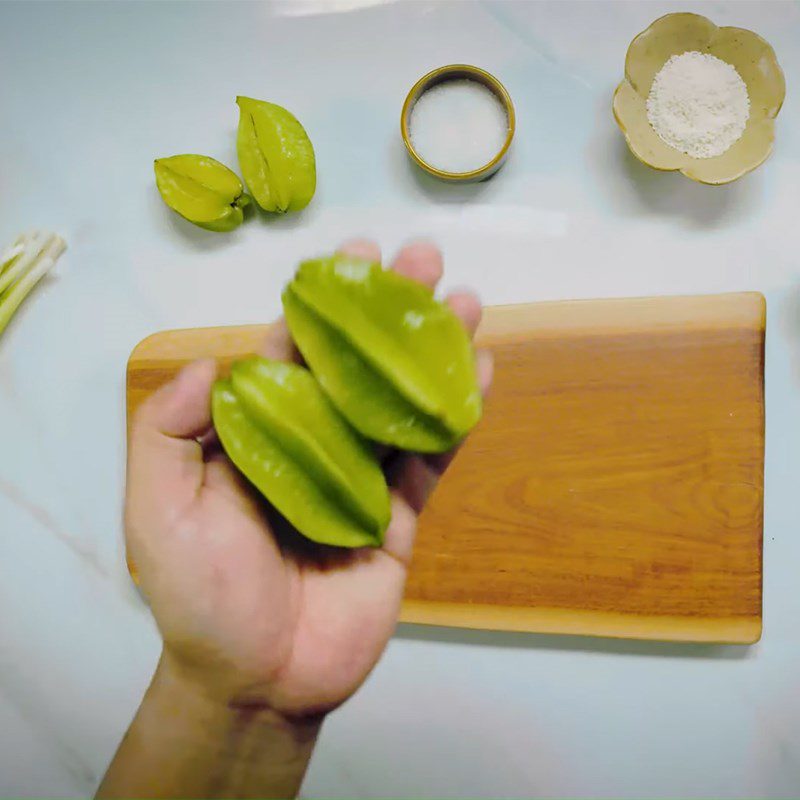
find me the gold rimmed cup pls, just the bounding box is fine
[401,64,516,183]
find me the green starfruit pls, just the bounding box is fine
[236,96,316,213]
[282,255,482,453]
[154,155,249,232]
[211,357,390,548]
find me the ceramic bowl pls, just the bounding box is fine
[401,64,515,183]
[613,12,785,185]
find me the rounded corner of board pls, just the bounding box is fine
[740,618,763,645]
[745,292,767,322]
[127,329,174,372]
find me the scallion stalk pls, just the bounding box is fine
[0,231,66,338]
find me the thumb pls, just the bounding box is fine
[127,359,217,542]
[134,358,218,439]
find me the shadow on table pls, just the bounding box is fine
[586,92,764,229]
[151,197,236,253]
[157,184,319,249]
[389,137,500,205]
[395,622,755,660]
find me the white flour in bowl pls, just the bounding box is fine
[646,51,750,159]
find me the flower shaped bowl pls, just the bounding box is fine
[613,13,785,185]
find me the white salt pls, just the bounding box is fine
[409,79,508,173]
[646,51,750,159]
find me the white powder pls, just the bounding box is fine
[646,51,750,159]
[409,79,508,173]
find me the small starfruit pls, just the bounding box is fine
[154,155,249,232]
[282,255,482,453]
[212,357,390,548]
[236,96,316,213]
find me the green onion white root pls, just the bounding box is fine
[0,231,66,337]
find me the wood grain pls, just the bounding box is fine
[126,292,766,643]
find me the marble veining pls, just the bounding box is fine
[0,1,799,797]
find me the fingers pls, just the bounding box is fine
[338,239,444,294]
[390,240,443,289]
[259,317,301,363]
[338,241,481,343]
[134,359,217,440]
[388,454,439,515]
[339,238,444,291]
[391,242,481,341]
[476,347,495,396]
[381,492,419,567]
[445,290,482,338]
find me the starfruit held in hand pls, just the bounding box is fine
[212,357,390,548]
[283,255,482,454]
[154,155,249,232]
[236,96,316,213]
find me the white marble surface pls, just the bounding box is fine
[0,0,798,796]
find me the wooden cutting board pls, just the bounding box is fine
[127,292,765,644]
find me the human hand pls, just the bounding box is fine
[125,239,493,719]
